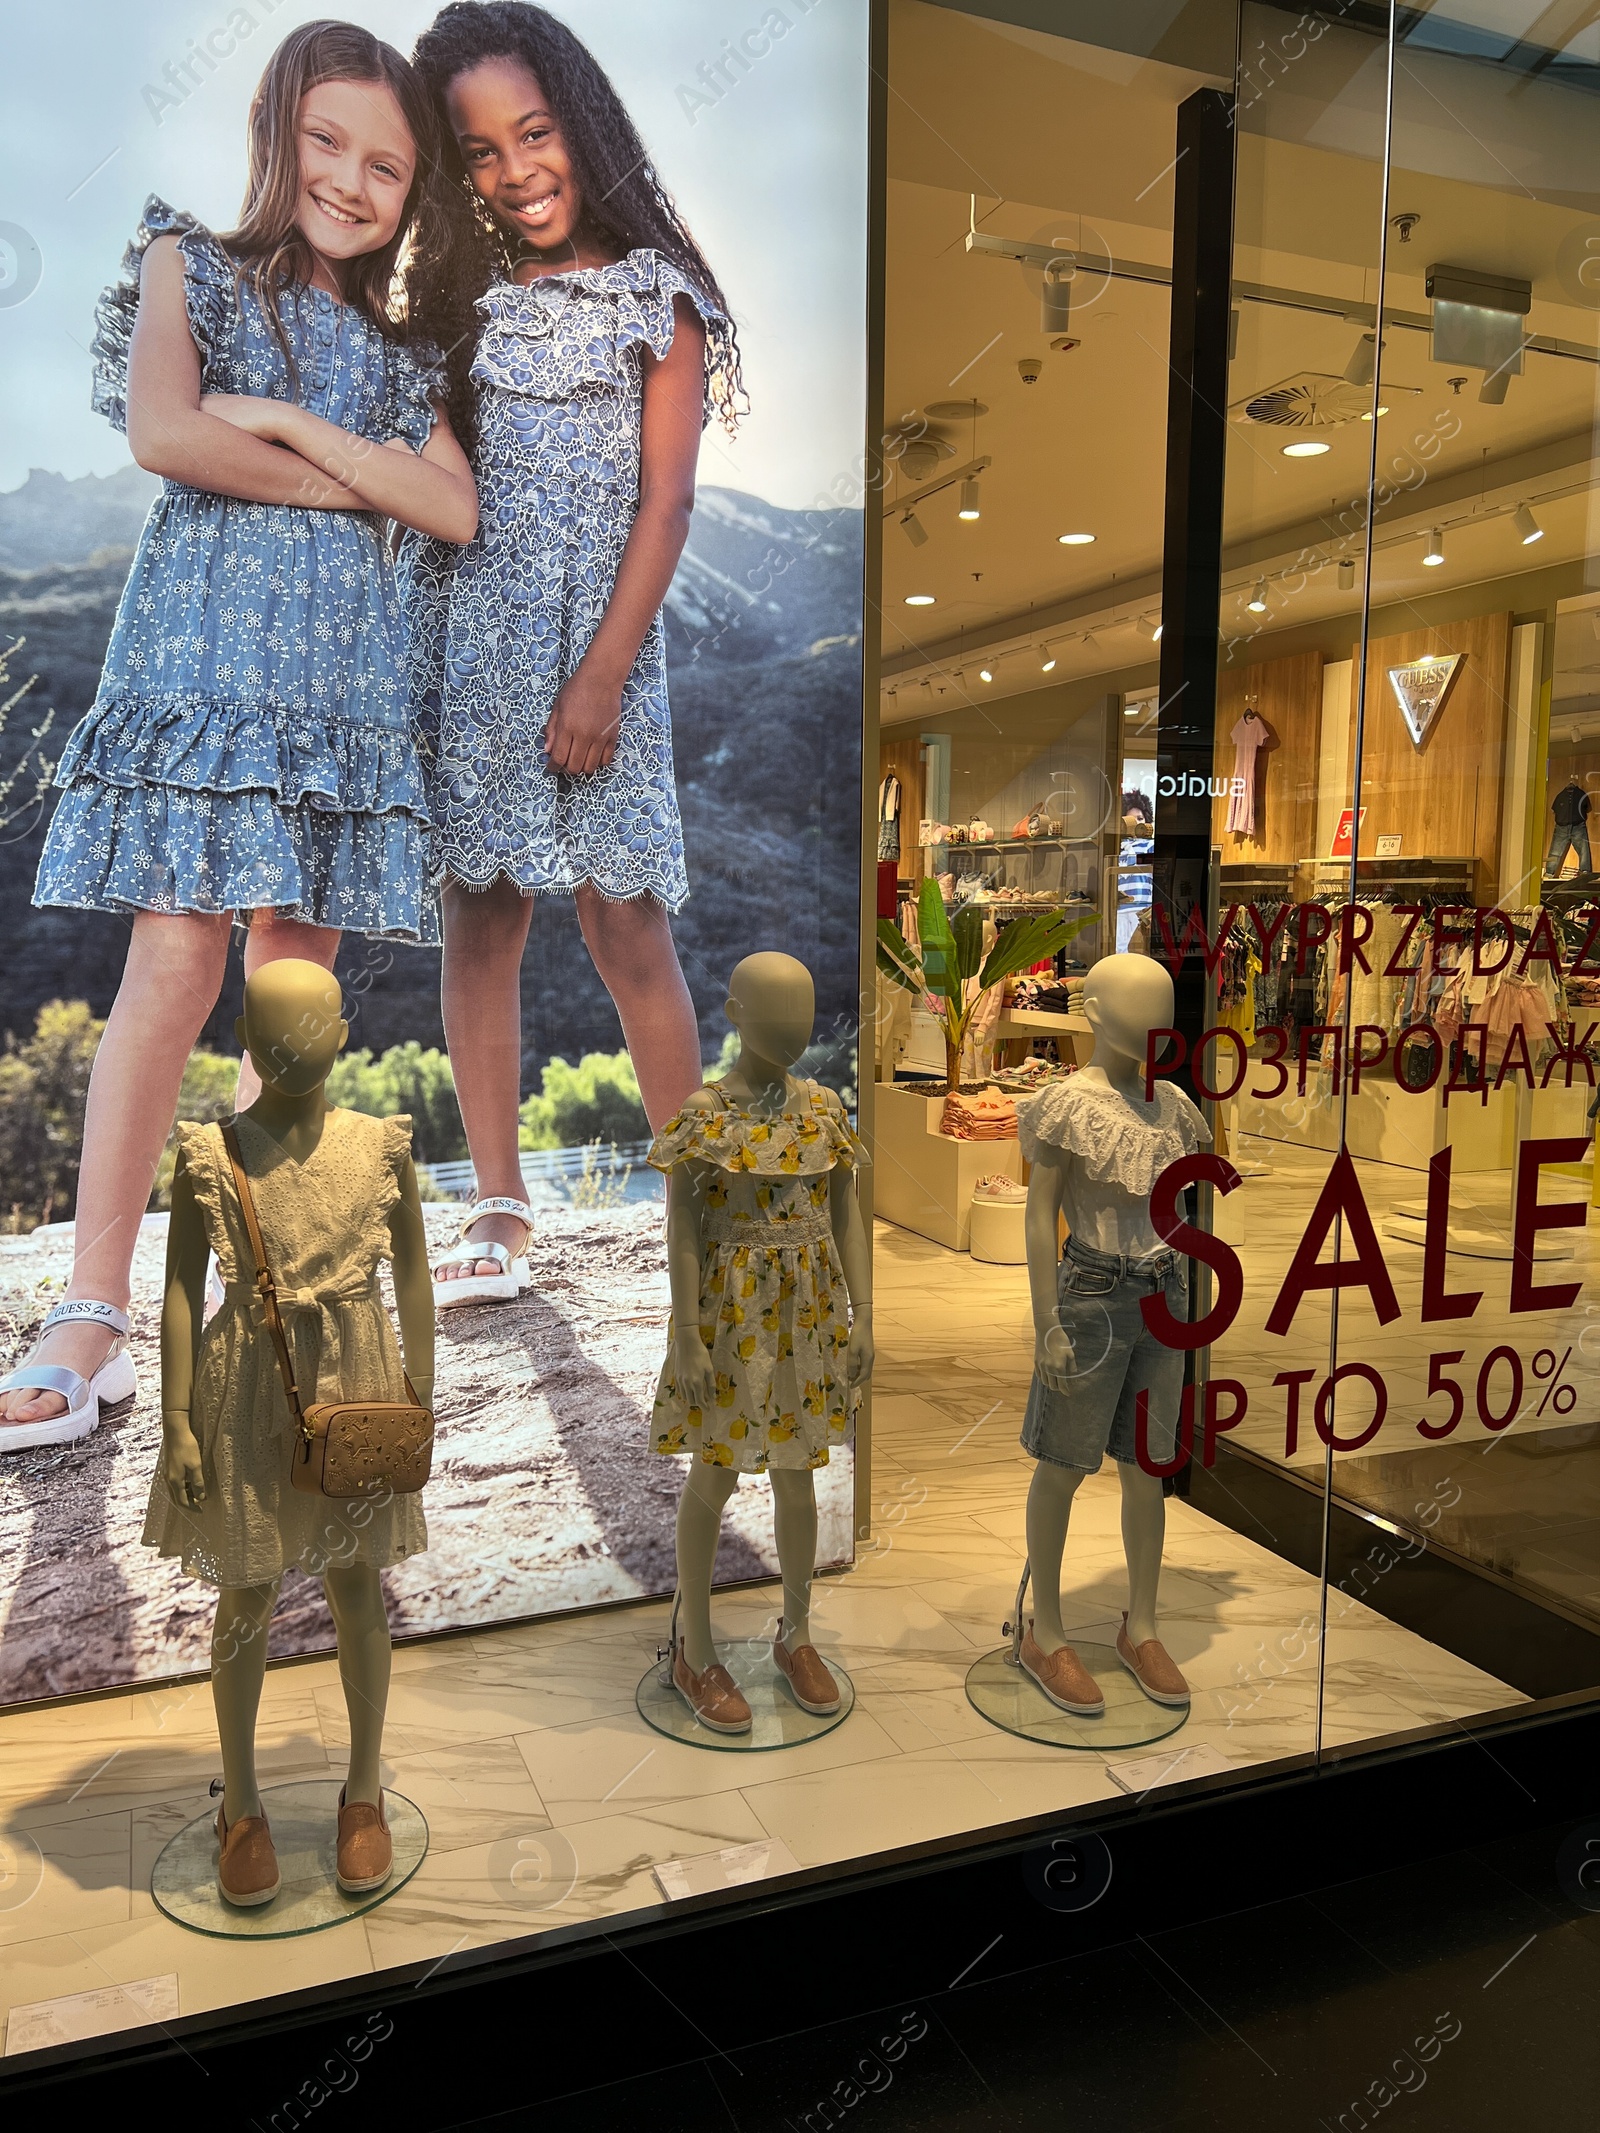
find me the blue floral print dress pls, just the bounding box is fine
[34,199,439,940]
[648,1081,869,1472]
[399,251,730,909]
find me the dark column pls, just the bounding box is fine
[1153,86,1237,1059]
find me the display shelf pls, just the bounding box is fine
[921,835,1085,851]
[996,1008,1091,1036]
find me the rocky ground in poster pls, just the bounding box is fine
[0,1203,853,1702]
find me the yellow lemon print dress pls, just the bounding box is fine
[648,1080,868,1472]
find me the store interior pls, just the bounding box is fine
[873,3,1600,1656]
[3,0,1600,2056]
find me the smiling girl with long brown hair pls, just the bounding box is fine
[401,0,744,1308]
[3,21,477,1446]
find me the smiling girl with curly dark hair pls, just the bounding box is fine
[399,3,745,1307]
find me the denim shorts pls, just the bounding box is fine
[1020,1236,1189,1472]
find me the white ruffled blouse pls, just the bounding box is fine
[1017,1076,1209,1255]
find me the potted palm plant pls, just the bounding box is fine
[877,878,1094,1098]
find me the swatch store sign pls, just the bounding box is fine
[1127,896,1600,1476]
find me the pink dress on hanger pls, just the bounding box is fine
[1226,714,1269,836]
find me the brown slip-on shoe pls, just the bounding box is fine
[772,1637,841,1715]
[215,1805,280,1907]
[336,1787,394,1893]
[1117,1614,1190,1706]
[672,1648,752,1733]
[1019,1626,1105,1716]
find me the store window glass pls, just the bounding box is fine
[1198,3,1600,1729]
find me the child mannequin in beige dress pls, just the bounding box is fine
[152,961,433,1907]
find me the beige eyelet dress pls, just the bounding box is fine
[141,1108,428,1587]
[648,1079,869,1473]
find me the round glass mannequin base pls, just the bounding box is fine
[966,1642,1189,1750]
[151,1780,428,1938]
[637,1644,854,1750]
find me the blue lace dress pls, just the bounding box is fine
[398,250,729,909]
[34,198,440,940]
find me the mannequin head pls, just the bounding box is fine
[725,953,815,1070]
[1081,954,1175,1070]
[234,959,348,1097]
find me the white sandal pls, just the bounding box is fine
[432,1197,535,1309]
[0,1301,137,1451]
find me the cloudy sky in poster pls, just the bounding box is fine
[0,0,866,506]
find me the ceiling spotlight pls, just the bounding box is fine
[1338,557,1356,591]
[978,666,994,683]
[1247,580,1269,613]
[1040,652,1057,672]
[1081,630,1099,653]
[1151,621,1163,642]
[905,593,936,606]
[957,477,981,521]
[1343,331,1383,387]
[1422,528,1445,567]
[1137,613,1162,641]
[1283,439,1331,457]
[1058,531,1095,546]
[1513,501,1544,545]
[899,509,928,548]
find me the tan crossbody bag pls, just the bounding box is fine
[221,1123,434,1500]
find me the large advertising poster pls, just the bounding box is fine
[0,0,866,1701]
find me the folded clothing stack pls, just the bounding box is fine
[941,1087,1019,1140]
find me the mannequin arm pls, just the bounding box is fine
[387,1155,436,1409]
[667,1159,716,1407]
[159,1154,211,1508]
[828,1163,874,1386]
[1025,1148,1075,1389]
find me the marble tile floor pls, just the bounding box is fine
[0,1221,1523,2050]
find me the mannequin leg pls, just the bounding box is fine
[769,1468,818,1651]
[211,1580,280,1823]
[323,1566,392,1807]
[675,1462,740,1671]
[1024,1461,1087,1654]
[1118,1460,1166,1645]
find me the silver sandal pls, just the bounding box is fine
[0,1300,137,1451]
[431,1197,535,1309]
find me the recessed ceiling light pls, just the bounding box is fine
[1422,528,1445,567]
[1247,580,1269,613]
[1058,531,1095,546]
[1514,502,1543,545]
[905,593,936,605]
[1283,439,1331,457]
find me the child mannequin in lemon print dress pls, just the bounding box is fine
[649,954,873,1735]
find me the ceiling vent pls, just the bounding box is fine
[1232,371,1374,429]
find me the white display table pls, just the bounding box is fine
[873,1082,1024,1251]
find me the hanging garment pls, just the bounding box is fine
[878,773,903,862]
[1225,713,1270,836]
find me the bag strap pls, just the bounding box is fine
[220,1121,310,1438]
[219,1120,425,1425]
